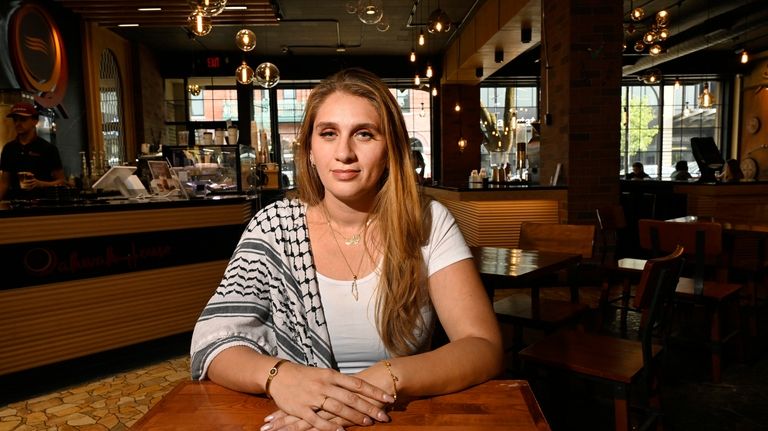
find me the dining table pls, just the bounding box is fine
[471,246,583,304]
[130,379,551,430]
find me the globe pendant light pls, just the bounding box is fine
[188,0,227,17]
[188,10,212,36]
[236,61,254,85]
[235,29,257,51]
[255,62,280,88]
[357,0,383,24]
[427,8,451,33]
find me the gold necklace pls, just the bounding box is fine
[321,204,368,301]
[325,217,371,246]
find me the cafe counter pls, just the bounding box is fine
[0,196,256,375]
[422,184,567,247]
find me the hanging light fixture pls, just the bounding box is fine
[427,8,452,33]
[655,10,669,26]
[357,0,383,24]
[674,77,681,88]
[236,61,254,85]
[255,62,280,88]
[740,49,749,64]
[649,44,663,56]
[187,83,202,96]
[235,29,257,51]
[376,15,390,32]
[431,86,438,97]
[345,0,358,14]
[637,68,662,85]
[188,10,212,36]
[188,0,227,17]
[414,74,421,86]
[409,49,416,62]
[631,7,645,21]
[418,31,425,46]
[425,64,433,79]
[457,136,467,152]
[698,82,714,108]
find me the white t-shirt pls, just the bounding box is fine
[317,201,472,374]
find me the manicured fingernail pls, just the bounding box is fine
[377,411,390,422]
[260,424,273,431]
[363,417,373,425]
[263,415,274,422]
[382,394,395,403]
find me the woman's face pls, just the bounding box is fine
[310,91,388,206]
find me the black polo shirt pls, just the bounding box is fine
[0,136,63,198]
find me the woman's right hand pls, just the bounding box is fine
[267,362,394,431]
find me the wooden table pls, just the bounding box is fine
[131,379,551,430]
[471,247,582,303]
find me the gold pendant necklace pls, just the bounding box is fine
[321,203,368,301]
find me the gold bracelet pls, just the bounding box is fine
[382,360,399,402]
[265,359,288,399]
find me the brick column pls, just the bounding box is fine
[540,0,623,223]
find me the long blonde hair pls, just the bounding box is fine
[294,68,431,356]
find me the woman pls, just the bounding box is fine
[190,68,502,431]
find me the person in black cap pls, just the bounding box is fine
[0,102,65,200]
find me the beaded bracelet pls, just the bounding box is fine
[382,360,399,402]
[265,359,288,399]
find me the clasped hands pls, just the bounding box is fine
[261,362,395,431]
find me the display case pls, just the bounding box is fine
[163,145,256,194]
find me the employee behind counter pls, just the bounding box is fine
[0,102,65,200]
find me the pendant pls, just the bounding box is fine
[344,234,361,246]
[351,277,359,301]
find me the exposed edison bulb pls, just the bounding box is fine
[741,50,749,64]
[409,49,416,62]
[418,31,425,46]
[431,86,437,97]
[187,83,202,96]
[235,29,257,51]
[255,62,280,88]
[457,137,467,153]
[236,61,254,85]
[454,101,461,112]
[649,44,663,56]
[414,74,421,86]
[655,10,669,26]
[674,78,681,88]
[657,27,670,41]
[643,31,656,44]
[425,65,433,78]
[631,7,645,21]
[188,0,227,16]
[188,10,212,36]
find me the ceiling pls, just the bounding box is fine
[51,0,768,79]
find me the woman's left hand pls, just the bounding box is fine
[261,409,352,431]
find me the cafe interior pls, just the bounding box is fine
[1,0,768,429]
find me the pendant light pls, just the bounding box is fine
[255,62,280,88]
[236,61,254,85]
[235,29,257,51]
[188,10,212,36]
[188,0,227,17]
[740,49,749,64]
[357,0,383,25]
[426,64,433,78]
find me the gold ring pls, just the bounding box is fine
[319,395,329,411]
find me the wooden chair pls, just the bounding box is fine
[596,205,644,336]
[638,219,744,383]
[520,246,685,431]
[494,222,595,368]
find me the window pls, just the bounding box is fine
[99,49,125,167]
[620,80,721,179]
[397,89,432,178]
[479,86,539,175]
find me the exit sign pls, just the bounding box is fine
[207,56,221,68]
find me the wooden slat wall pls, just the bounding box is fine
[0,202,252,245]
[0,260,227,375]
[436,199,560,247]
